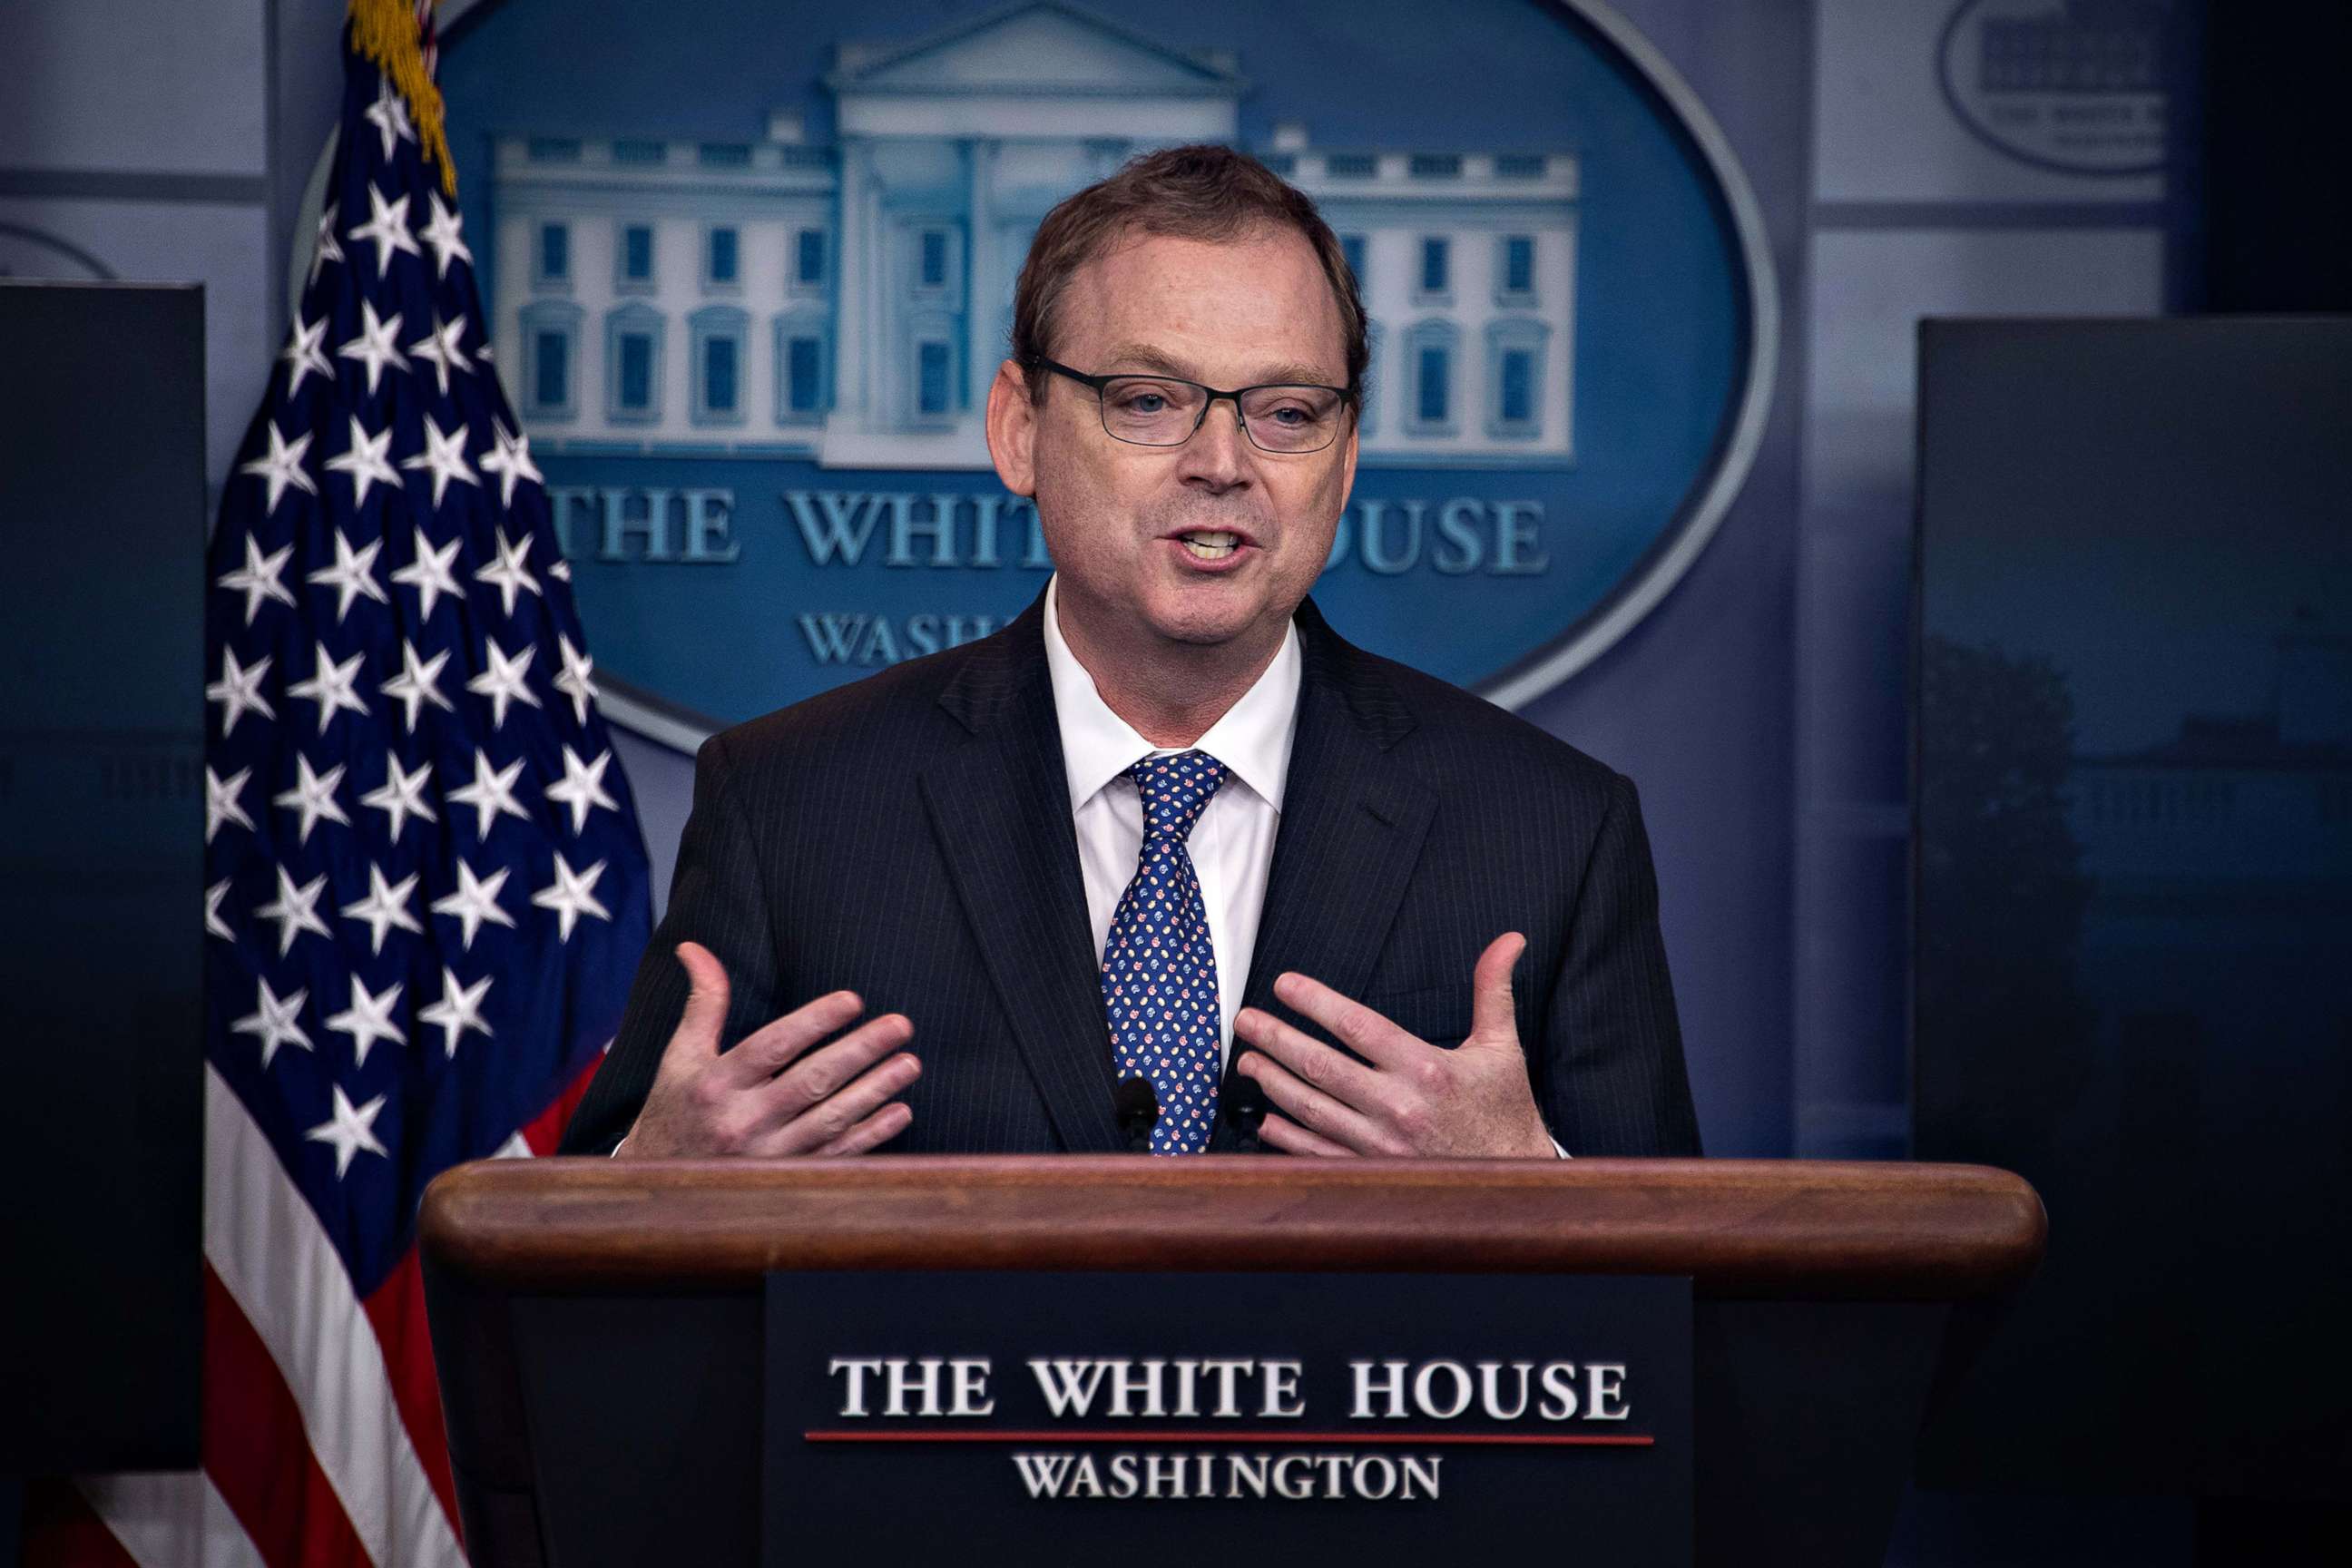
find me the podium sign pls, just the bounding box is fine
[764,1270,1692,1564]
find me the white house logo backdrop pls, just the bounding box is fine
[397,0,1771,745]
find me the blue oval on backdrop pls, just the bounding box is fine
[431,0,1773,744]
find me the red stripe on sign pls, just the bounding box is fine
[802,1429,1656,1447]
[522,1052,605,1155]
[362,1246,463,1543]
[201,1264,374,1568]
[21,1477,142,1568]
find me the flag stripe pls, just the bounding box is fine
[64,1471,270,1568]
[24,1476,148,1568]
[205,1069,466,1568]
[201,1265,375,1568]
[359,1248,464,1540]
[520,1051,604,1155]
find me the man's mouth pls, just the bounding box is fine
[1176,530,1243,561]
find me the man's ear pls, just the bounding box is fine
[983,358,1038,497]
[1338,409,1361,513]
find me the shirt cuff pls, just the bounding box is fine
[1550,1135,1570,1159]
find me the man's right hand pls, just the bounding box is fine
[615,942,920,1157]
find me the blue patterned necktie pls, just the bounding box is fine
[1101,750,1229,1155]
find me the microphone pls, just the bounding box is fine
[1220,1063,1268,1153]
[1113,1074,1160,1153]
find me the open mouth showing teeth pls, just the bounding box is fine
[1179,532,1240,561]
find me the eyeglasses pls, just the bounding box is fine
[1031,356,1355,455]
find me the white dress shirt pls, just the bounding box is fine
[1043,574,1300,1071]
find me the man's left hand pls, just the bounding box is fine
[1231,932,1555,1158]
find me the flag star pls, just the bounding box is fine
[348,181,419,278]
[324,413,403,508]
[279,309,335,397]
[362,75,416,162]
[532,853,612,942]
[237,422,318,517]
[390,525,464,620]
[419,191,473,279]
[358,752,438,844]
[400,412,480,508]
[205,647,276,736]
[474,527,542,617]
[216,535,297,625]
[431,858,517,951]
[476,418,543,508]
[379,642,455,733]
[407,312,473,397]
[553,632,599,725]
[272,752,351,845]
[255,865,332,956]
[544,744,619,835]
[326,976,406,1070]
[306,1083,391,1179]
[232,975,313,1069]
[466,639,543,730]
[339,864,423,955]
[447,750,531,840]
[549,558,572,582]
[304,529,389,622]
[204,877,235,942]
[285,639,370,734]
[308,201,344,289]
[336,299,409,397]
[202,769,257,859]
[417,966,494,1058]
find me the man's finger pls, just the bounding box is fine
[1234,1049,1402,1156]
[753,1014,916,1131]
[1234,1006,1403,1121]
[1267,971,1424,1068]
[808,1101,916,1157]
[758,1048,920,1157]
[1258,1111,1357,1159]
[720,989,870,1086]
[1471,931,1527,1043]
[665,942,730,1065]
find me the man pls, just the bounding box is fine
[559,145,1700,1160]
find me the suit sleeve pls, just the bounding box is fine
[558,732,784,1154]
[1535,771,1702,1157]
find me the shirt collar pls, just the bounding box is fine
[1042,573,1301,815]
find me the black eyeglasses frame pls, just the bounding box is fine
[1028,355,1357,455]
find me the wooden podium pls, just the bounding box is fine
[420,1158,2043,1567]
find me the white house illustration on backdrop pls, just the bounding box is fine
[490,1,1580,470]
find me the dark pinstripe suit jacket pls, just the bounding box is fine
[559,593,1701,1157]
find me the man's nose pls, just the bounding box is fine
[1177,397,1252,492]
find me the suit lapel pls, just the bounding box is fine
[1215,601,1436,1150]
[919,599,1123,1152]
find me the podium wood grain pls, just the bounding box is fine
[420,1156,2043,1300]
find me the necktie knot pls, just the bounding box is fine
[1129,750,1226,846]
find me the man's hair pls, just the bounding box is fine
[1009,143,1368,404]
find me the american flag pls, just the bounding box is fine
[40,7,651,1563]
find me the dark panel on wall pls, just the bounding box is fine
[0,280,208,1469]
[2198,4,2352,311]
[1913,318,2352,1503]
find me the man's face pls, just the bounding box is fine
[988,227,1358,659]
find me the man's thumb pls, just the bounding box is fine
[669,942,730,1061]
[1470,932,1526,1043]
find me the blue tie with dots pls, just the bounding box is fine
[1101,750,1228,1155]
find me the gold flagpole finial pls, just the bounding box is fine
[348,0,456,196]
